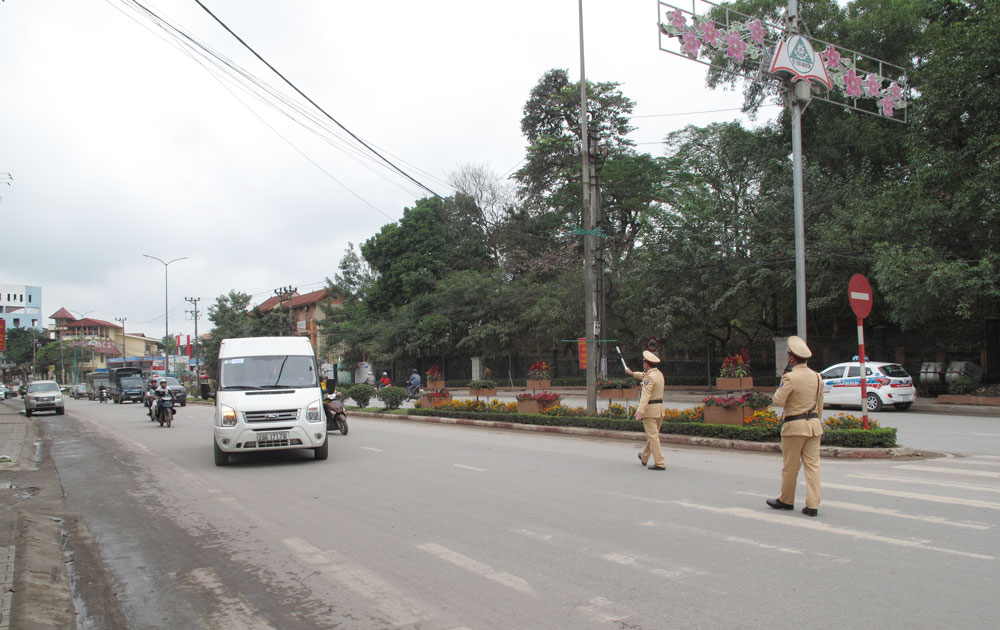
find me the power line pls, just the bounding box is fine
[191,0,441,199]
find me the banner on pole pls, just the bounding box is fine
[578,338,588,370]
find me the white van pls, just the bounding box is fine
[213,336,328,466]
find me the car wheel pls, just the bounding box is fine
[313,438,329,461]
[181,401,187,407]
[213,441,229,466]
[894,403,912,411]
[56,407,65,415]
[866,392,883,412]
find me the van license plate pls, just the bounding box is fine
[257,432,288,442]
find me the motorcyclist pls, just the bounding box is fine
[153,378,174,421]
[379,372,391,390]
[406,369,422,398]
[98,383,107,402]
[145,378,159,417]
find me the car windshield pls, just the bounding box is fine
[121,378,144,387]
[880,364,909,378]
[164,377,182,387]
[28,382,59,393]
[220,355,318,389]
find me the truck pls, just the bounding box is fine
[108,367,144,403]
[212,336,328,466]
[85,372,110,400]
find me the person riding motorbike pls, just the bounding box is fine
[98,383,107,403]
[379,372,391,390]
[145,378,159,418]
[152,378,175,422]
[406,369,422,398]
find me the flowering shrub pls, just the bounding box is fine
[720,349,751,378]
[599,403,636,419]
[664,406,704,423]
[528,361,550,380]
[426,365,443,381]
[597,378,635,390]
[743,407,781,429]
[702,392,771,410]
[434,399,516,413]
[823,413,880,430]
[541,404,587,417]
[517,391,561,408]
[426,389,450,399]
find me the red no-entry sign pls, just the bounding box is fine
[849,274,873,319]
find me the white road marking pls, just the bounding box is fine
[601,553,636,566]
[512,528,552,541]
[724,535,803,554]
[668,501,993,561]
[171,567,276,630]
[734,491,992,530]
[847,473,1000,494]
[361,446,384,452]
[972,455,1000,459]
[282,538,426,626]
[454,464,488,472]
[417,542,535,595]
[971,433,1000,438]
[893,464,1000,478]
[822,482,1000,510]
[918,458,1000,467]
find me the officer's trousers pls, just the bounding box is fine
[779,434,822,508]
[641,412,665,468]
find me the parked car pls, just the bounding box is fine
[3,384,13,399]
[24,380,65,416]
[70,384,88,399]
[819,361,916,411]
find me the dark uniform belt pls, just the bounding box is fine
[782,412,818,422]
[648,399,663,404]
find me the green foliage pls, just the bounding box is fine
[467,380,497,389]
[948,376,979,395]
[348,383,376,408]
[376,386,407,410]
[201,290,293,376]
[597,378,634,390]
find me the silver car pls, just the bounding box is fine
[24,380,65,416]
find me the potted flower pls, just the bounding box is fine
[702,391,771,425]
[420,387,452,407]
[526,361,551,389]
[717,349,753,390]
[426,364,445,390]
[598,378,639,399]
[516,391,561,414]
[468,379,498,398]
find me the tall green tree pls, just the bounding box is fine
[201,291,293,376]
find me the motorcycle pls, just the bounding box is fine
[405,384,424,402]
[98,387,108,403]
[324,393,348,435]
[155,393,175,427]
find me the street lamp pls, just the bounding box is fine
[143,254,188,376]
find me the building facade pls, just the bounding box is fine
[1,283,43,331]
[49,308,160,378]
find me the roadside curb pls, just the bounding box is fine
[359,412,917,458]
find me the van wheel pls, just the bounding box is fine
[313,439,329,461]
[56,407,65,416]
[214,442,229,466]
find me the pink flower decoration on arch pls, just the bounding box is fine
[701,21,720,47]
[864,74,882,97]
[749,20,766,44]
[890,81,903,101]
[670,9,687,31]
[823,44,841,69]
[844,69,862,98]
[725,31,747,62]
[682,32,702,56]
[880,95,895,117]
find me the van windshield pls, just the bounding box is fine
[220,355,318,390]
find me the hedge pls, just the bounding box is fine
[401,408,897,448]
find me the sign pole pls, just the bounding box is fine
[857,316,869,429]
[848,274,874,430]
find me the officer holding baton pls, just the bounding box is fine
[624,350,666,471]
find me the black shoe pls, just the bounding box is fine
[648,465,666,471]
[638,453,646,466]
[801,507,818,517]
[766,498,794,510]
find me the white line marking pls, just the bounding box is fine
[824,482,1000,510]
[847,473,1000,494]
[417,542,534,595]
[361,446,384,452]
[512,528,552,541]
[972,455,1000,459]
[972,433,1000,438]
[668,501,993,560]
[734,491,991,530]
[919,458,1000,467]
[601,553,636,566]
[893,464,1000,478]
[724,535,804,554]
[577,596,630,624]
[172,567,276,629]
[850,291,870,301]
[454,464,488,472]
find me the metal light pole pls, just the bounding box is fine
[144,254,188,376]
[579,0,599,415]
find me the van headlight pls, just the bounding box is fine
[306,400,322,423]
[220,404,238,427]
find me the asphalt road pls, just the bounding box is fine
[34,398,1000,629]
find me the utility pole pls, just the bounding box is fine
[185,297,201,387]
[273,286,297,336]
[578,0,599,415]
[115,317,127,363]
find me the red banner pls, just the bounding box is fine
[186,335,192,357]
[0,318,5,352]
[577,337,588,370]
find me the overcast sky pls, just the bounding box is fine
[1,0,778,341]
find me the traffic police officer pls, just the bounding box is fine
[626,350,666,470]
[767,335,824,516]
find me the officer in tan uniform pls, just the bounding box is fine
[624,350,666,470]
[767,335,824,517]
